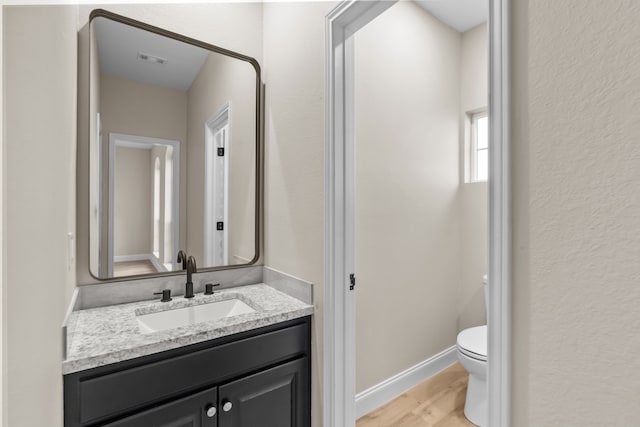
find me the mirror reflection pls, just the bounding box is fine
[89,12,260,279]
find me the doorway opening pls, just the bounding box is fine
[324,1,511,426]
[107,133,180,277]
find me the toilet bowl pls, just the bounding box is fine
[456,274,488,426]
[457,325,487,426]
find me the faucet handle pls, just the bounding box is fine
[204,283,220,295]
[153,289,172,302]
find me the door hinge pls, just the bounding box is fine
[349,274,356,291]
[216,221,224,231]
[217,147,225,156]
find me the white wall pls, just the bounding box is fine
[458,23,488,332]
[263,2,336,426]
[4,6,77,426]
[353,1,462,393]
[513,1,640,425]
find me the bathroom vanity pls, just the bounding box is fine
[63,284,313,427]
[68,7,313,426]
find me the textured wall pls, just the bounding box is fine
[512,1,640,425]
[354,1,462,393]
[1,6,5,425]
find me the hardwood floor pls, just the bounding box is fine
[356,362,476,427]
[113,260,157,276]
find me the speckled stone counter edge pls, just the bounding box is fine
[63,284,313,374]
[263,266,313,305]
[63,266,314,373]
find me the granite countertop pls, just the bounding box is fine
[63,284,313,374]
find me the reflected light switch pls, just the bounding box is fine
[67,232,75,271]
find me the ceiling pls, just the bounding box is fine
[414,0,488,33]
[93,2,486,90]
[94,17,209,92]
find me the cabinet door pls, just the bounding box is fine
[103,387,218,427]
[218,358,309,427]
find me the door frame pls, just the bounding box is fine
[204,103,232,266]
[323,1,512,426]
[107,133,180,277]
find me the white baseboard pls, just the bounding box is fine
[355,346,458,419]
[147,254,167,272]
[232,254,252,264]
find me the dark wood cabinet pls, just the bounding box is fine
[104,387,218,427]
[64,317,311,427]
[218,358,308,427]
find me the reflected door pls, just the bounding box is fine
[204,106,230,266]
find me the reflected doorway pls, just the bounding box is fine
[107,133,180,277]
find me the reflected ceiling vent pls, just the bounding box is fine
[137,52,167,65]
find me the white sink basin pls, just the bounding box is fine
[137,298,255,334]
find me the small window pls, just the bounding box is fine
[470,111,488,182]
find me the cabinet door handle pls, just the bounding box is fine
[222,400,233,412]
[205,404,217,417]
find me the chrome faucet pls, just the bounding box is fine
[185,256,197,299]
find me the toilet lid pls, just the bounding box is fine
[457,325,487,361]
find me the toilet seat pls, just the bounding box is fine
[457,325,487,362]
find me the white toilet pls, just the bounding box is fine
[456,274,488,427]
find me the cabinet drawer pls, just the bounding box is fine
[69,321,309,425]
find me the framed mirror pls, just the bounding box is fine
[86,9,262,280]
